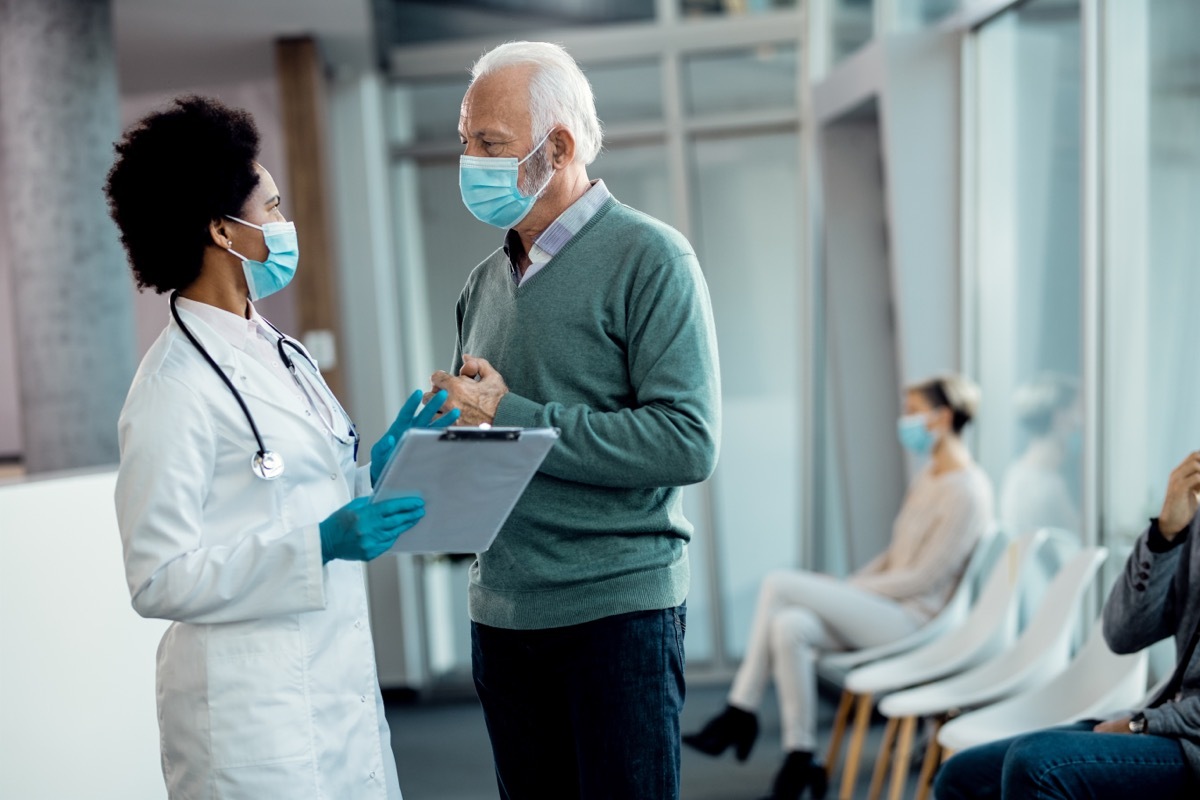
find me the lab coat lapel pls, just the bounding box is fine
[169,306,316,427]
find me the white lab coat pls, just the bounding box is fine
[115,307,402,799]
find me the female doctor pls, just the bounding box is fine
[106,96,454,799]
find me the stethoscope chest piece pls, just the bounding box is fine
[252,450,285,480]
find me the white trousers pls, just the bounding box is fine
[727,570,921,752]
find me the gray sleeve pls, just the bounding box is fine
[1102,520,1188,655]
[1145,697,1200,739]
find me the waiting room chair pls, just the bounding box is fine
[872,546,1107,800]
[936,615,1147,755]
[820,527,1008,779]
[829,529,1067,800]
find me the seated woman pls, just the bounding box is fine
[683,374,994,800]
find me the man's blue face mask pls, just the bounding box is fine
[459,130,555,229]
[225,215,299,301]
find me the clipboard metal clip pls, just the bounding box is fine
[439,428,522,441]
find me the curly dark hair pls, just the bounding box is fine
[105,95,261,293]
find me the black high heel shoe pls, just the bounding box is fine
[681,704,760,761]
[758,751,828,800]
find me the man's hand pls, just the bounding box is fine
[1159,452,1200,539]
[429,355,509,426]
[1093,717,1133,735]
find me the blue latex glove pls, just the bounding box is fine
[319,495,425,563]
[370,389,459,487]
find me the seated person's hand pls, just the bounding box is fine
[1092,717,1132,735]
[1158,452,1200,539]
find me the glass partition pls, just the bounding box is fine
[681,0,798,17]
[833,0,875,63]
[972,0,1083,542]
[896,0,960,29]
[587,60,664,124]
[1102,0,1200,546]
[389,80,469,147]
[683,44,798,116]
[690,130,802,658]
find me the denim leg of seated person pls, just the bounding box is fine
[933,720,1198,800]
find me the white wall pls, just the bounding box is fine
[0,470,168,799]
[882,29,962,383]
[821,116,907,569]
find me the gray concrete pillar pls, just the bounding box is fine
[0,0,135,472]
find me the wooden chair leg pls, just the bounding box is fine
[941,748,955,764]
[825,689,856,777]
[867,716,899,800]
[915,716,946,800]
[888,716,918,800]
[839,692,874,800]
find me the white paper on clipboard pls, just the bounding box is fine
[371,426,559,554]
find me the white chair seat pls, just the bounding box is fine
[844,530,1053,697]
[878,547,1107,719]
[938,620,1148,753]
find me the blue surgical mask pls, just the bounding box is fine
[225,215,299,301]
[898,413,936,455]
[459,130,555,229]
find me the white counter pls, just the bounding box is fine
[0,469,167,799]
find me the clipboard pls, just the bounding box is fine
[370,426,559,554]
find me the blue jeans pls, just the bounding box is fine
[471,605,686,800]
[934,720,1196,799]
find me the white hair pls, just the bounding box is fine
[470,41,603,165]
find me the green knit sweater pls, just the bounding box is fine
[456,197,721,630]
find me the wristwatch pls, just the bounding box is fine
[1129,712,1148,734]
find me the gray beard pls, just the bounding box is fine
[519,146,554,197]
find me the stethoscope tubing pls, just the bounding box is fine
[169,291,273,466]
[168,292,358,479]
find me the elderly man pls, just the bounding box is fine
[933,451,1200,798]
[429,41,720,799]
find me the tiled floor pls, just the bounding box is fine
[387,682,919,799]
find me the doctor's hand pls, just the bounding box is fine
[1158,451,1200,539]
[429,355,509,426]
[319,496,425,563]
[369,389,459,487]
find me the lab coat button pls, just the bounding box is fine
[360,695,366,703]
[355,620,363,629]
[369,772,376,780]
[330,473,337,480]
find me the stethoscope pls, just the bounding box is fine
[169,291,359,480]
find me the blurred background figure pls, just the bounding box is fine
[1001,372,1082,538]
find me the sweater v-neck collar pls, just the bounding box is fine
[505,197,619,295]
